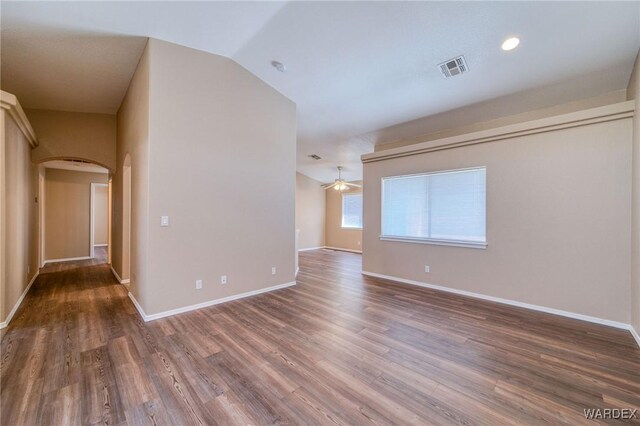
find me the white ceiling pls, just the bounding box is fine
[44,160,109,174]
[2,2,639,183]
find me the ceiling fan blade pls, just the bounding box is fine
[344,182,362,188]
[322,182,337,189]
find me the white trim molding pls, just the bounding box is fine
[380,236,487,249]
[128,281,296,322]
[43,256,91,264]
[128,292,146,320]
[93,244,108,247]
[361,271,634,332]
[298,246,326,252]
[630,326,640,348]
[362,100,635,164]
[90,182,109,258]
[0,272,38,329]
[324,246,362,254]
[0,90,38,147]
[110,265,130,285]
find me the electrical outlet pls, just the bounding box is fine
[271,267,277,275]
[424,265,430,273]
[221,275,227,285]
[195,279,202,290]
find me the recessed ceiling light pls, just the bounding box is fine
[271,60,286,72]
[501,37,520,51]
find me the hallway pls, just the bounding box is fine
[40,246,108,274]
[1,250,640,425]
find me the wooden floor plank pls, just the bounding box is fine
[2,248,639,425]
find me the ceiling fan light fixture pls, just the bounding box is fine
[334,181,346,191]
[323,166,361,191]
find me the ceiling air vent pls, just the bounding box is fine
[438,55,468,78]
[308,154,322,160]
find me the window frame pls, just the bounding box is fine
[380,166,487,249]
[341,192,363,230]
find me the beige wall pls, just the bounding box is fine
[296,172,325,250]
[628,50,640,335]
[25,108,115,262]
[27,109,117,171]
[44,168,107,260]
[363,114,632,324]
[94,185,108,245]
[1,107,38,325]
[139,39,296,315]
[376,90,627,152]
[113,41,150,300]
[325,181,362,252]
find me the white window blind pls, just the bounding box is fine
[381,167,486,247]
[342,193,363,229]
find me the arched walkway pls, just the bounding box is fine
[38,158,112,268]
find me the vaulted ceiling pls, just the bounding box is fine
[2,2,639,182]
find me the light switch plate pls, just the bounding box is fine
[161,216,169,227]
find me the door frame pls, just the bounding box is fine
[38,167,46,267]
[90,182,109,258]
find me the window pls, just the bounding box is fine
[342,193,363,229]
[381,167,486,248]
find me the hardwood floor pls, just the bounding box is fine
[39,246,108,274]
[2,249,639,425]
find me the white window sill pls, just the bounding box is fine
[379,235,487,249]
[341,226,363,230]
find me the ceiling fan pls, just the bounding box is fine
[322,166,362,191]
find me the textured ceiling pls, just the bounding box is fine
[2,1,639,183]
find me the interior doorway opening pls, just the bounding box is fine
[90,182,109,261]
[38,159,112,267]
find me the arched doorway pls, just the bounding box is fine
[37,159,112,266]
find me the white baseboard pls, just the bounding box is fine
[128,292,146,320]
[110,265,130,285]
[298,246,325,252]
[630,325,640,348]
[361,270,633,332]
[128,281,296,322]
[93,244,108,247]
[0,271,39,329]
[324,246,362,254]
[110,265,122,282]
[43,256,91,264]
